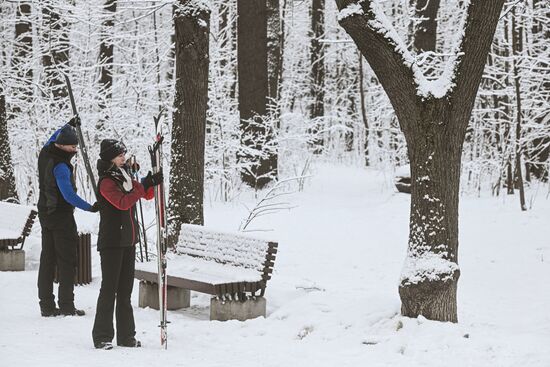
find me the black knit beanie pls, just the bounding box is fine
[55,125,79,146]
[99,139,127,161]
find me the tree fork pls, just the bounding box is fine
[336,0,505,322]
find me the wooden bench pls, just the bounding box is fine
[0,202,38,271]
[395,164,411,194]
[135,223,278,321]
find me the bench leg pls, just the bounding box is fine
[210,296,266,321]
[0,250,25,271]
[138,281,190,310]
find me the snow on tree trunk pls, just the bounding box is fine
[267,0,281,118]
[511,8,526,211]
[412,0,440,53]
[336,0,505,322]
[168,0,210,245]
[398,101,462,322]
[97,0,116,134]
[13,2,32,110]
[41,3,69,101]
[0,93,18,202]
[310,0,325,152]
[237,0,278,189]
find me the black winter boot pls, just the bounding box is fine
[94,341,113,350]
[117,338,141,348]
[61,308,85,316]
[41,308,61,317]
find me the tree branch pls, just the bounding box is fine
[450,0,506,125]
[335,0,419,131]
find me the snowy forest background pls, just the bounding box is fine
[0,0,548,208]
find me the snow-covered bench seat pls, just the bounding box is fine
[135,223,278,321]
[0,202,38,271]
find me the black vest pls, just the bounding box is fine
[96,163,140,250]
[37,144,77,215]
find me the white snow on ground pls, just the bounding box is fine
[1,164,549,367]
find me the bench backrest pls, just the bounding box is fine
[175,224,277,282]
[0,202,38,249]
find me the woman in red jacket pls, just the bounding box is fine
[92,139,162,350]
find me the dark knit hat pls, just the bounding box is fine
[55,125,79,146]
[99,139,127,161]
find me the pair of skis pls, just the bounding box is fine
[148,112,169,350]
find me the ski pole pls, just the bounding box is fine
[130,155,149,262]
[64,74,97,197]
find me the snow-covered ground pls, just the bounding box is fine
[1,165,549,367]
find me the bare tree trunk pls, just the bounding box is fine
[511,8,526,211]
[97,0,117,133]
[267,0,281,128]
[412,0,441,53]
[1,2,33,203]
[168,1,210,244]
[0,92,18,202]
[506,158,514,194]
[527,0,549,181]
[336,0,505,322]
[358,53,369,166]
[237,0,277,189]
[13,2,33,110]
[167,6,176,84]
[41,3,69,101]
[501,17,514,195]
[310,0,325,151]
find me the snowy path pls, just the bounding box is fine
[1,165,549,367]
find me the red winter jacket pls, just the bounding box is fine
[96,176,154,250]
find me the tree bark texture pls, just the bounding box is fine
[99,0,116,98]
[0,94,18,201]
[527,0,549,181]
[237,0,278,189]
[41,3,69,100]
[511,9,526,211]
[168,1,210,245]
[97,0,117,131]
[412,0,441,53]
[358,53,369,166]
[267,0,281,112]
[13,2,33,109]
[310,0,325,119]
[309,0,326,152]
[336,0,505,322]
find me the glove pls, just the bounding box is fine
[68,115,81,127]
[89,202,100,213]
[143,171,163,190]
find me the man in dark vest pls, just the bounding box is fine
[37,119,99,317]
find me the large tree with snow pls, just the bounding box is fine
[237,0,280,189]
[168,1,210,243]
[336,0,505,322]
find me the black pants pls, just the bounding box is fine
[37,211,78,312]
[92,246,136,344]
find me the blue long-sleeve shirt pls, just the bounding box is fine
[46,125,92,212]
[53,164,92,211]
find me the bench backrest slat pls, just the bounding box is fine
[176,224,273,274]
